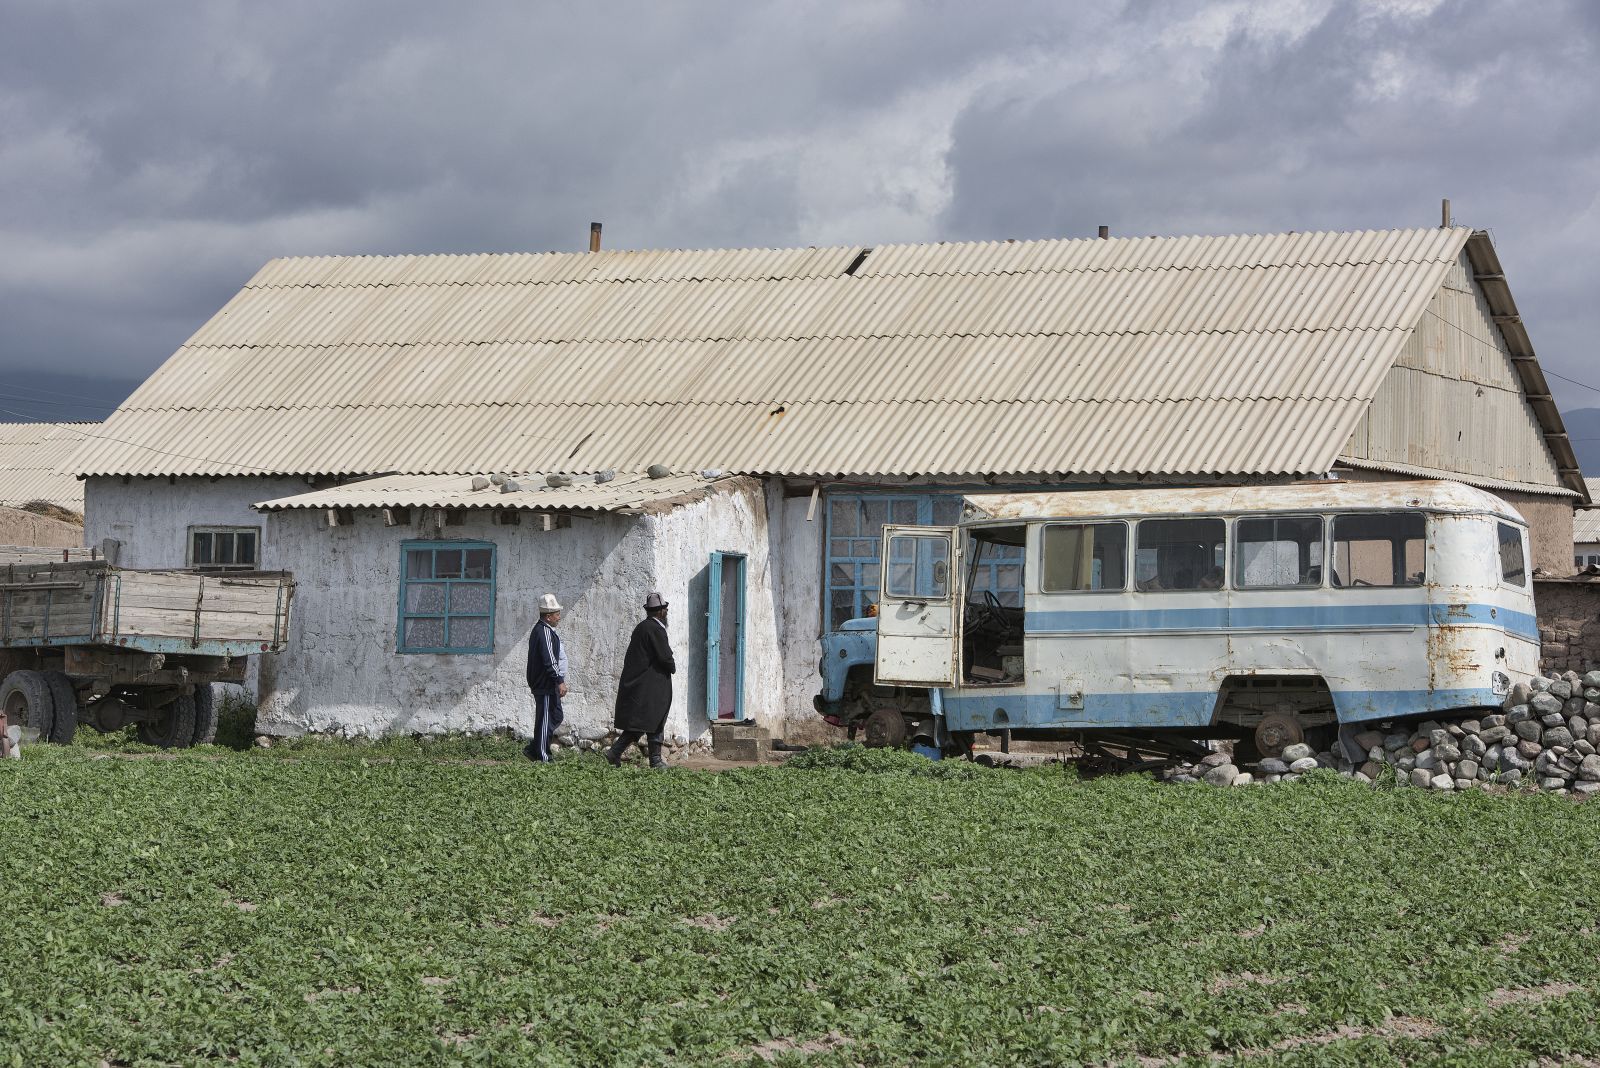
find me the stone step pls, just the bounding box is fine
[711,721,772,762]
[713,735,762,762]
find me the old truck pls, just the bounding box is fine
[0,549,294,748]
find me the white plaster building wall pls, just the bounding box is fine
[645,478,783,741]
[773,490,826,739]
[84,475,315,703]
[255,504,656,738]
[83,475,306,569]
[81,474,828,740]
[253,478,782,742]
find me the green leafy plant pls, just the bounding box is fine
[2,745,1598,1065]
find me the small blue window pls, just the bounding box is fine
[397,541,496,654]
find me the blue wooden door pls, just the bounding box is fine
[706,551,747,721]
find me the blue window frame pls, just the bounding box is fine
[397,541,497,654]
[824,493,1022,630]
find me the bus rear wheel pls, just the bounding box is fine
[1254,713,1304,759]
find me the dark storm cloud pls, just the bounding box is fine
[1,0,1596,417]
[941,0,1600,409]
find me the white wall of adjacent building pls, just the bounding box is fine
[83,474,829,743]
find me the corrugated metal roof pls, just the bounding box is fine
[1577,480,1600,544]
[254,471,727,513]
[0,423,92,511]
[1336,456,1576,498]
[76,227,1481,480]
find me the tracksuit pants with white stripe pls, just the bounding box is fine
[527,691,562,762]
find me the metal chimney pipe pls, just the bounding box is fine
[1440,199,1451,229]
[589,222,602,252]
[1097,225,1109,239]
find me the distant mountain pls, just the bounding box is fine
[1564,408,1600,479]
[0,368,139,424]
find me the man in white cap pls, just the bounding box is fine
[523,593,568,762]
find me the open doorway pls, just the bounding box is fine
[962,526,1025,685]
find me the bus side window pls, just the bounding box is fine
[1330,512,1426,588]
[1134,518,1226,591]
[1236,516,1324,588]
[1497,522,1526,586]
[1041,522,1127,591]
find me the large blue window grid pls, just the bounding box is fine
[398,541,496,654]
[824,494,1022,631]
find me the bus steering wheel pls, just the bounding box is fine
[981,590,1010,633]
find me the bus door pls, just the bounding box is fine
[874,526,961,686]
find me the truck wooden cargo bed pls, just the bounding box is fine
[0,559,294,656]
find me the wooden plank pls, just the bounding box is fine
[0,546,99,565]
[113,608,279,641]
[112,591,281,614]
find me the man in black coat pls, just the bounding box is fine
[606,591,675,769]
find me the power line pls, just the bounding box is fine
[0,403,276,474]
[0,380,132,405]
[1544,368,1600,397]
[0,395,120,415]
[1422,307,1600,398]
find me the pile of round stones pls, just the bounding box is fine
[1169,667,1600,796]
[550,724,710,757]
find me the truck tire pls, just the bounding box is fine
[137,692,198,749]
[190,684,218,747]
[862,706,909,749]
[41,672,78,745]
[0,670,55,744]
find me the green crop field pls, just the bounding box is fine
[3,744,1600,1067]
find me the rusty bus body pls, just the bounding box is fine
[860,480,1538,758]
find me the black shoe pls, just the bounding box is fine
[649,759,668,770]
[522,741,541,763]
[604,747,623,767]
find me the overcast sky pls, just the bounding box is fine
[1,0,1596,426]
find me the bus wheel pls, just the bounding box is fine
[1254,713,1304,759]
[862,707,909,749]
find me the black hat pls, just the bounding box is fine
[644,591,669,610]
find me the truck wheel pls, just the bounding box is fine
[0,671,55,744]
[41,672,78,745]
[137,692,198,749]
[862,707,909,749]
[190,685,219,746]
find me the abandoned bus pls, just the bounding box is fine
[829,480,1538,760]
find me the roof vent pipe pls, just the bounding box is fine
[590,222,602,252]
[1097,225,1109,239]
[1440,199,1451,229]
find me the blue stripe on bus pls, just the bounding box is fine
[941,687,1506,730]
[1023,602,1538,642]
